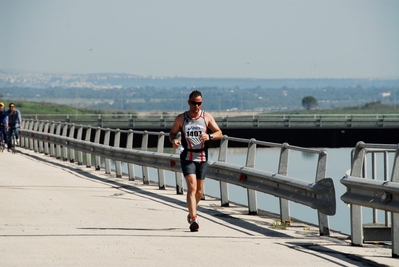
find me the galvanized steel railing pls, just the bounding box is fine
[23,113,399,128]
[340,141,399,258]
[20,118,335,236]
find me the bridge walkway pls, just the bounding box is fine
[0,148,396,267]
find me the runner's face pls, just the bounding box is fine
[188,96,202,113]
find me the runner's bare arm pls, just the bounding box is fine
[206,112,222,140]
[169,114,183,148]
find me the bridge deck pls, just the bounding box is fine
[0,148,396,266]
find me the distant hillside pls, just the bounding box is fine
[1,69,398,89]
[1,69,398,112]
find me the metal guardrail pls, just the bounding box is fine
[341,175,399,213]
[20,119,336,236]
[340,141,399,258]
[23,113,399,128]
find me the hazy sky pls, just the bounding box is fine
[1,0,398,79]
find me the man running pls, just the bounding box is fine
[169,90,222,232]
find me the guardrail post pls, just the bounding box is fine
[218,136,230,207]
[31,120,37,149]
[76,126,84,165]
[157,132,166,189]
[246,138,258,215]
[94,127,101,170]
[384,152,391,225]
[97,114,103,127]
[315,118,321,127]
[141,131,150,184]
[350,141,367,246]
[62,124,69,161]
[49,122,56,157]
[391,146,399,258]
[376,118,384,127]
[68,124,75,163]
[371,152,377,223]
[346,116,353,127]
[126,130,135,181]
[129,115,135,127]
[316,150,330,236]
[252,118,259,127]
[24,120,31,150]
[393,212,399,258]
[85,127,92,168]
[27,120,34,150]
[114,129,122,178]
[278,143,290,222]
[222,117,228,127]
[21,119,28,149]
[33,121,40,152]
[21,120,27,148]
[55,123,62,159]
[43,121,50,155]
[104,129,111,174]
[175,163,184,195]
[22,120,29,149]
[38,121,44,153]
[26,120,32,149]
[283,116,290,127]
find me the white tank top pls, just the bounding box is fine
[181,110,208,162]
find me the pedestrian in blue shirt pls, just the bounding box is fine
[7,102,22,151]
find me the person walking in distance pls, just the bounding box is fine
[0,103,9,150]
[169,90,222,232]
[7,102,22,151]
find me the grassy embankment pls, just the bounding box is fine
[6,101,102,115]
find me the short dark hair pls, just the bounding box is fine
[189,90,202,100]
[9,102,15,108]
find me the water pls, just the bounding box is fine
[206,147,354,235]
[115,147,393,235]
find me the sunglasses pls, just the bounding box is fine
[190,100,202,106]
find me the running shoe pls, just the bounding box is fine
[189,216,199,232]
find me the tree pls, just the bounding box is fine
[302,96,318,110]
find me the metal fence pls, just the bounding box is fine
[23,113,399,128]
[20,119,335,236]
[341,141,399,258]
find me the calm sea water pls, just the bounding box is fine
[118,147,392,235]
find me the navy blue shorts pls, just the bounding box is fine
[181,160,208,180]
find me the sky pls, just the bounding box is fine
[1,0,398,79]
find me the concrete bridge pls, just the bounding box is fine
[0,147,397,266]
